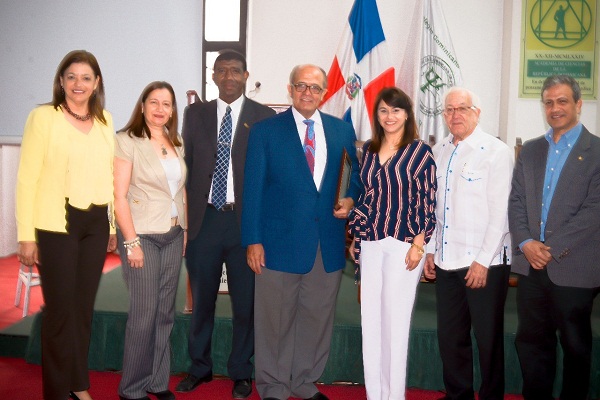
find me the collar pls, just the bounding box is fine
[448,125,485,149]
[545,122,582,147]
[291,107,323,126]
[216,95,245,116]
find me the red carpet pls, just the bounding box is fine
[0,253,121,330]
[0,357,527,400]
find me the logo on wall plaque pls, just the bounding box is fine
[419,55,456,117]
[530,0,593,48]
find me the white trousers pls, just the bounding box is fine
[360,237,424,400]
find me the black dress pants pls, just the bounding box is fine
[515,267,596,400]
[435,264,510,400]
[185,206,255,380]
[36,204,109,400]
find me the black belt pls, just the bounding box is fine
[208,203,235,211]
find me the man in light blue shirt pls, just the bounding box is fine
[509,75,600,400]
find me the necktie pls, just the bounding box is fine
[303,119,315,175]
[211,106,232,209]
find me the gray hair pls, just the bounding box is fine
[443,86,481,110]
[289,64,328,89]
[541,75,581,102]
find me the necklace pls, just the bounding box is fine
[62,102,92,121]
[160,144,168,157]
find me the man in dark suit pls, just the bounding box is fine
[242,64,361,400]
[509,75,600,400]
[176,50,275,398]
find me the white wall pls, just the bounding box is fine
[0,0,203,137]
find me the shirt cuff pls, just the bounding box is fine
[519,238,533,251]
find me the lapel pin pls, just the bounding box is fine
[244,122,250,128]
[578,156,583,160]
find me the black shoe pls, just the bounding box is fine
[263,398,282,400]
[118,396,150,400]
[232,378,252,398]
[175,373,212,393]
[304,392,329,400]
[69,393,80,400]
[147,390,175,400]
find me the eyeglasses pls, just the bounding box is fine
[291,82,324,94]
[443,106,477,116]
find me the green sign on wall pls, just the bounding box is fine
[520,0,598,99]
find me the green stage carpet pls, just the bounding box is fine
[6,263,600,397]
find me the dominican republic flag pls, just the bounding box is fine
[319,0,396,141]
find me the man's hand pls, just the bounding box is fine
[247,244,266,274]
[333,197,354,219]
[465,261,489,289]
[521,240,552,270]
[423,253,436,280]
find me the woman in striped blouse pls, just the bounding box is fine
[349,87,437,400]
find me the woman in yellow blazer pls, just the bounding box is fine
[113,81,187,400]
[15,50,116,400]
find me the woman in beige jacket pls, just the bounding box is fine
[113,81,187,400]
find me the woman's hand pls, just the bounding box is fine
[107,234,117,252]
[127,245,144,268]
[182,230,188,256]
[348,238,357,263]
[17,241,39,266]
[405,245,423,271]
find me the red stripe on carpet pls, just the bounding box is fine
[0,358,526,399]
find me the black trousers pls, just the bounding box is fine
[36,204,109,400]
[515,267,596,400]
[185,206,255,380]
[435,264,510,400]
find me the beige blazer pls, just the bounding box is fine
[115,131,187,234]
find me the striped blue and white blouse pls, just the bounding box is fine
[349,139,437,261]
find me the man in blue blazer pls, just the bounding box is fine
[509,75,600,400]
[177,50,275,398]
[242,64,361,400]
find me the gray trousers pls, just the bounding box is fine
[254,249,343,399]
[117,227,184,398]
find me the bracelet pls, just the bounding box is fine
[123,237,141,255]
[411,243,425,255]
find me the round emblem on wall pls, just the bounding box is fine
[530,0,592,48]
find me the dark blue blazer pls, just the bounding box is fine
[241,108,362,274]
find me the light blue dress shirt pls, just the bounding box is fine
[520,122,582,247]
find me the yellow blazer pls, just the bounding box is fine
[114,131,187,234]
[16,105,115,242]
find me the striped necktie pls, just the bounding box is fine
[303,119,315,175]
